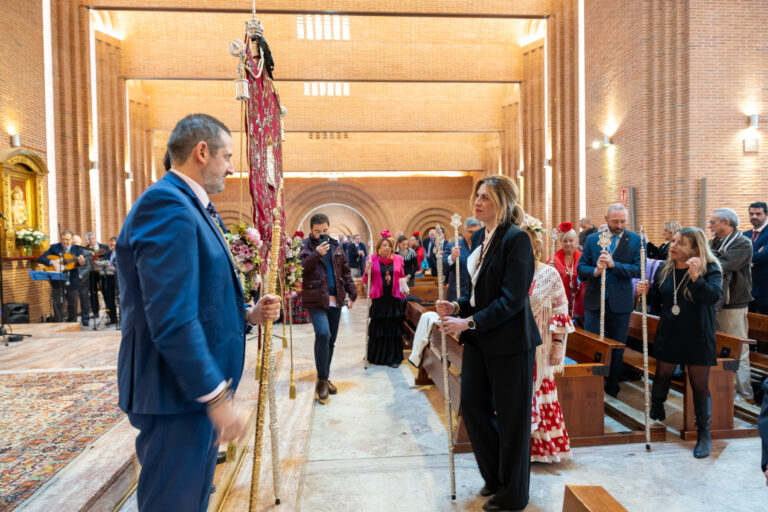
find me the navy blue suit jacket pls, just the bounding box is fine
[577,230,642,313]
[442,237,472,302]
[743,228,768,298]
[116,172,246,415]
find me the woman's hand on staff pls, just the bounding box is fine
[435,300,455,316]
[439,316,470,336]
[549,343,565,366]
[636,279,650,295]
[686,257,702,281]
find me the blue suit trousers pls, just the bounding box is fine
[128,411,218,512]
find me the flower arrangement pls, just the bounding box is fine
[524,215,546,234]
[283,236,303,298]
[224,222,264,301]
[15,228,48,248]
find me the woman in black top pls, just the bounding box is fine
[396,235,418,285]
[637,227,722,459]
[646,221,681,260]
[437,175,541,512]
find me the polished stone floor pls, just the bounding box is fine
[4,305,766,511]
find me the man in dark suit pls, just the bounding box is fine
[346,233,367,278]
[101,236,118,325]
[423,228,438,275]
[85,231,109,318]
[116,114,280,511]
[745,201,768,314]
[577,204,642,397]
[578,217,597,251]
[38,230,86,322]
[442,217,482,302]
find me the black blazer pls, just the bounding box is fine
[457,223,542,357]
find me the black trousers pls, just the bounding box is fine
[51,284,78,322]
[103,274,117,323]
[89,270,101,316]
[461,343,535,510]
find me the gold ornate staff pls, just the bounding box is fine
[249,186,283,510]
[435,224,457,501]
[597,231,612,339]
[450,214,462,299]
[640,226,651,451]
[288,296,296,399]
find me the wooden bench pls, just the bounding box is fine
[557,330,665,446]
[414,275,438,285]
[563,485,628,512]
[748,312,768,354]
[626,312,757,440]
[408,286,442,304]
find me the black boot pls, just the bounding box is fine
[649,375,671,421]
[693,396,711,459]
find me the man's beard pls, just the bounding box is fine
[201,162,225,194]
[751,218,763,228]
[609,226,623,235]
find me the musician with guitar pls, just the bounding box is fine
[37,230,86,322]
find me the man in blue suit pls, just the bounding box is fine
[116,114,280,511]
[442,217,482,302]
[745,201,768,314]
[577,203,642,397]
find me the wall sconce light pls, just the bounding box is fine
[603,135,614,147]
[9,134,21,148]
[744,114,759,154]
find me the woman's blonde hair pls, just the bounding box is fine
[658,227,721,300]
[376,236,395,254]
[470,175,525,227]
[522,215,546,263]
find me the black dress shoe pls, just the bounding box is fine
[210,484,216,494]
[479,485,497,497]
[216,451,227,464]
[482,499,518,512]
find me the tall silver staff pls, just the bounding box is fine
[550,227,558,267]
[450,214,462,299]
[597,231,612,339]
[364,240,373,370]
[640,227,651,451]
[435,224,457,500]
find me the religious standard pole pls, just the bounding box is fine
[550,227,558,267]
[435,225,457,501]
[249,187,283,510]
[597,231,612,339]
[450,214,462,299]
[640,227,651,451]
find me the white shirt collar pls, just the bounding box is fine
[169,169,210,208]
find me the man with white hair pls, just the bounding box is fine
[709,207,754,402]
[577,204,642,397]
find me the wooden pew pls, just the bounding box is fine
[561,329,666,446]
[414,275,438,285]
[408,301,472,453]
[748,312,768,354]
[562,485,628,512]
[626,312,757,440]
[408,286,442,304]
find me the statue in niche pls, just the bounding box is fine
[11,186,28,227]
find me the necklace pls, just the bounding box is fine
[671,268,689,316]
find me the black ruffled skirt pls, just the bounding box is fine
[367,295,404,366]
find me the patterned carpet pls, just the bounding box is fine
[0,369,124,510]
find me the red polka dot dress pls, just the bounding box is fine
[529,264,573,463]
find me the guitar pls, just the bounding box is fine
[42,253,78,272]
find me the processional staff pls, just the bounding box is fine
[250,187,283,510]
[597,231,612,339]
[639,227,651,451]
[435,225,457,501]
[450,214,462,299]
[550,227,558,268]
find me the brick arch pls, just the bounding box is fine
[218,209,252,229]
[285,181,397,240]
[404,207,457,239]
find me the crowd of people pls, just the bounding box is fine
[36,231,118,326]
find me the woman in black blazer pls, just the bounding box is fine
[636,227,722,459]
[438,175,541,512]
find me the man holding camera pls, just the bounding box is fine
[299,213,358,404]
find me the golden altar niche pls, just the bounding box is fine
[0,148,48,257]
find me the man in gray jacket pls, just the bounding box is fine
[709,207,754,401]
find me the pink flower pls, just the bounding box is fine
[245,228,261,244]
[243,261,254,272]
[287,265,297,272]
